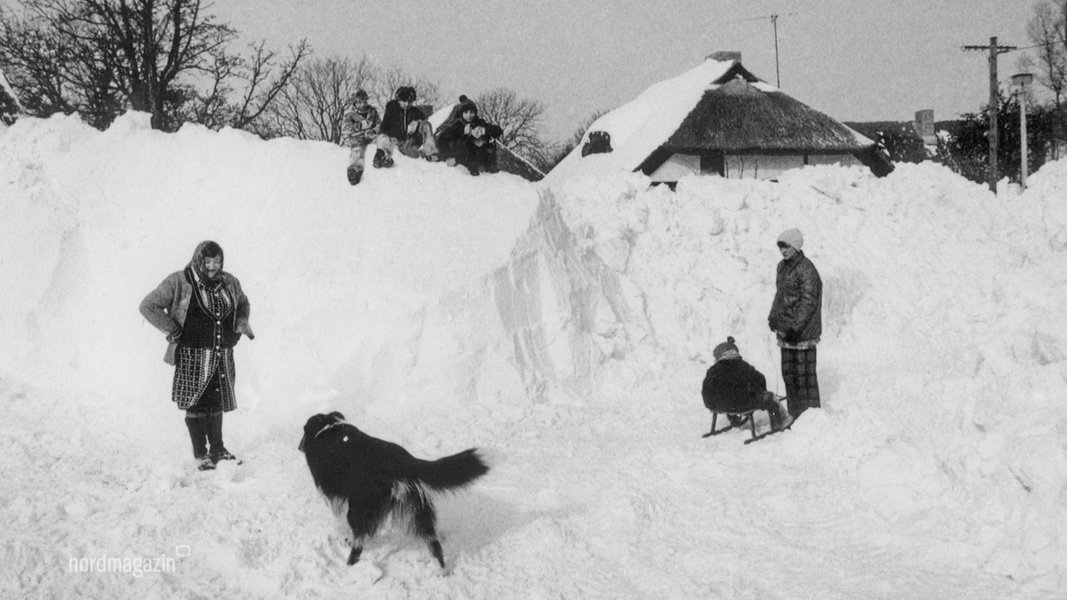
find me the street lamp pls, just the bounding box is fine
[1011,72,1034,189]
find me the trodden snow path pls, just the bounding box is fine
[1,373,1025,600]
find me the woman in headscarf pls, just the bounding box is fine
[140,241,255,470]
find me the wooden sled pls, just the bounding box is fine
[701,395,788,444]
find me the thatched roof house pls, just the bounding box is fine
[548,52,890,184]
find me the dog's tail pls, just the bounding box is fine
[415,448,489,492]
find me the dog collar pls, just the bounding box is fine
[314,422,344,438]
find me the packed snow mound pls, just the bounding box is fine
[2,111,1067,597]
[0,112,635,433]
[552,160,1067,579]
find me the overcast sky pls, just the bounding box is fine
[40,0,1047,142]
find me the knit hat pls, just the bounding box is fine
[713,336,740,361]
[777,228,804,250]
[458,94,477,116]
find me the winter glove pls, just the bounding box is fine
[783,329,800,344]
[236,321,256,340]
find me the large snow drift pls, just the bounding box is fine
[1,112,1066,599]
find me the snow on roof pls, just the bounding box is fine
[546,57,735,182]
[547,57,875,183]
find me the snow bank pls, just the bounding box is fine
[552,160,1067,579]
[2,112,1066,598]
[0,112,634,431]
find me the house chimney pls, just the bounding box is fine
[707,51,742,63]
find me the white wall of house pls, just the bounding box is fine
[651,152,862,182]
[806,153,861,168]
[650,154,700,182]
[724,154,802,180]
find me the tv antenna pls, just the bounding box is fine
[725,12,797,87]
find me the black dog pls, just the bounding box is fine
[299,412,489,568]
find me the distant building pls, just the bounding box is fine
[913,110,937,146]
[548,51,891,184]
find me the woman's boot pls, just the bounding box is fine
[206,411,239,464]
[184,413,215,471]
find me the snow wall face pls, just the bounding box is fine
[0,112,644,433]
[382,192,650,429]
[550,163,1067,577]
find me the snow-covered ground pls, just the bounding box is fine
[1,112,1065,599]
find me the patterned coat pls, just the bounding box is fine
[768,250,822,347]
[342,105,381,147]
[140,243,251,410]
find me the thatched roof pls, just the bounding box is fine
[665,76,873,154]
[547,55,881,183]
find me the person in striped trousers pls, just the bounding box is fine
[768,228,823,421]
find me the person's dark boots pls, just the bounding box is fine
[769,405,792,431]
[185,414,215,471]
[206,412,238,464]
[347,167,362,185]
[373,149,393,169]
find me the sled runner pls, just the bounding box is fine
[702,395,788,444]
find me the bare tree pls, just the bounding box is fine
[0,0,305,131]
[259,55,378,142]
[260,55,444,141]
[376,65,441,114]
[475,87,542,148]
[1024,0,1067,157]
[0,1,121,127]
[469,87,553,169]
[182,39,309,132]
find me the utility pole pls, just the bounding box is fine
[963,37,1016,194]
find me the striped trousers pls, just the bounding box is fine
[781,347,820,417]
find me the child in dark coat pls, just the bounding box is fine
[701,337,787,431]
[435,97,503,175]
[375,86,438,165]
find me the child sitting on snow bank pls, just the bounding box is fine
[341,89,381,185]
[374,86,439,167]
[435,96,503,176]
